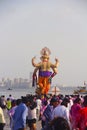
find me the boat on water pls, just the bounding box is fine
[74,81,87,94]
[7,88,12,90]
[74,86,87,94]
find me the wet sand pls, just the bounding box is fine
[3,109,42,130]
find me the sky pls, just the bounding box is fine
[0,0,87,86]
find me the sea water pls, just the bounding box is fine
[0,87,36,99]
[0,86,76,99]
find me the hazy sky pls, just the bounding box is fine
[0,0,87,86]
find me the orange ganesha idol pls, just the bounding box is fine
[31,47,59,95]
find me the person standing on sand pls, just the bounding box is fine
[36,96,42,119]
[42,97,59,130]
[6,98,11,111]
[8,94,14,101]
[0,105,6,130]
[76,95,87,130]
[70,97,82,130]
[52,97,70,126]
[8,99,17,130]
[13,97,29,130]
[27,98,37,130]
[39,100,48,128]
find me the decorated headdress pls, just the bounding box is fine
[40,47,51,59]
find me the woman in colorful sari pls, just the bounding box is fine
[76,95,87,130]
[70,97,82,130]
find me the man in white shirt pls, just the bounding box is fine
[52,97,70,125]
[36,96,42,119]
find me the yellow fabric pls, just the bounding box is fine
[6,100,11,110]
[0,107,5,123]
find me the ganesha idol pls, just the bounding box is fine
[31,47,59,95]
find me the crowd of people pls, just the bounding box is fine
[0,93,87,130]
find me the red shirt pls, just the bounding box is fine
[77,107,87,130]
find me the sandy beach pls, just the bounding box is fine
[3,109,42,130]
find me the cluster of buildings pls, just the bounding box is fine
[0,72,34,88]
[0,77,32,88]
